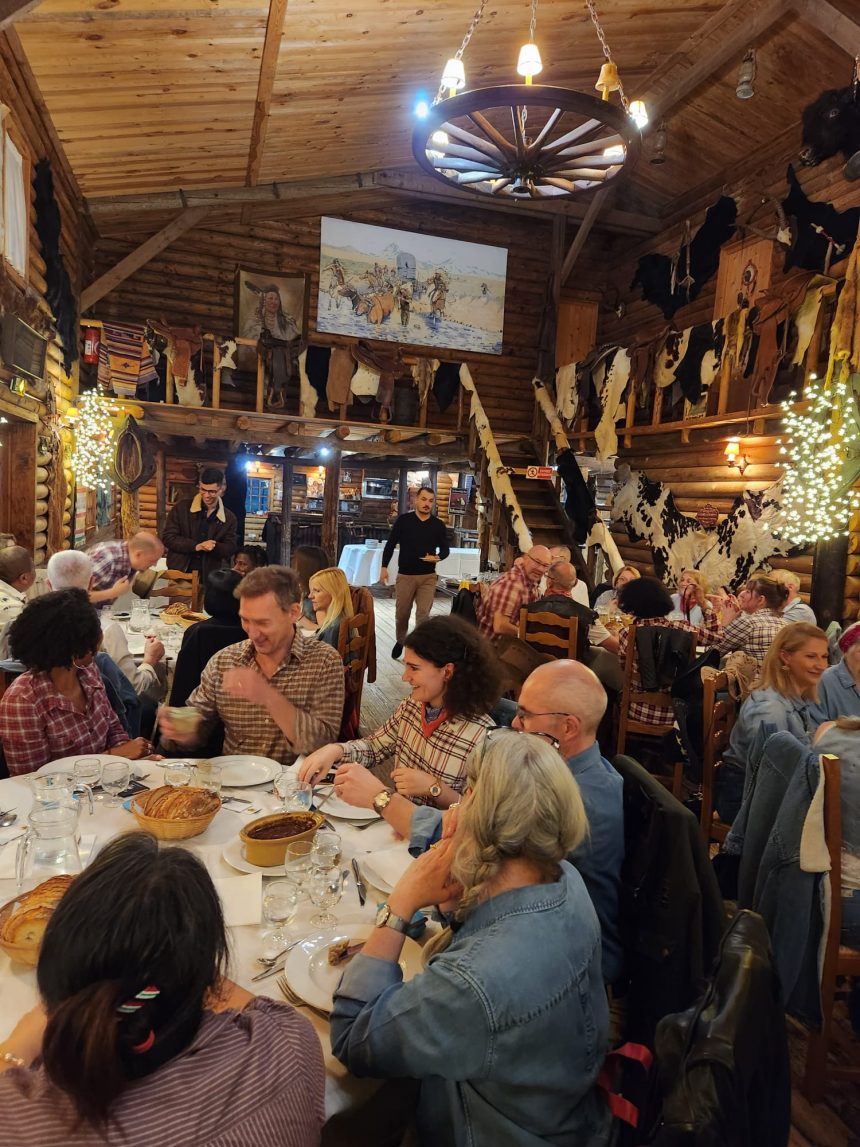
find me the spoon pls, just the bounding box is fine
[0,812,17,828]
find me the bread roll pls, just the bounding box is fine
[136,785,220,820]
[0,875,75,957]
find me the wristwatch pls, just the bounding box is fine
[375,902,410,934]
[428,782,442,799]
[372,788,393,815]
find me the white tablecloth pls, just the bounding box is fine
[339,544,480,587]
[0,764,420,1118]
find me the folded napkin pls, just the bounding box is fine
[212,872,262,926]
[360,847,413,893]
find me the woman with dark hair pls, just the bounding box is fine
[0,832,324,1144]
[168,569,247,707]
[300,616,503,806]
[616,576,723,729]
[232,545,267,578]
[0,589,150,775]
[715,573,788,666]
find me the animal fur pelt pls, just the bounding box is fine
[33,159,78,377]
[782,164,860,273]
[631,196,738,319]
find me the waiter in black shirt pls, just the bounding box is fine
[381,486,450,658]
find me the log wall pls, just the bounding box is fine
[90,200,556,438]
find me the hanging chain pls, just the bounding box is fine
[585,0,629,112]
[854,55,860,102]
[529,0,538,42]
[434,0,490,104]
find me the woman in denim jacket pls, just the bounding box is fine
[330,733,611,1147]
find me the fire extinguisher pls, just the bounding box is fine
[82,325,100,364]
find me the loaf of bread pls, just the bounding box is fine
[0,875,75,962]
[135,785,220,820]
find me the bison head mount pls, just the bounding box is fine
[800,83,860,182]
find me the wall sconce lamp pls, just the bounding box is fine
[724,437,750,475]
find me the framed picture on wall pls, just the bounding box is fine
[234,267,309,344]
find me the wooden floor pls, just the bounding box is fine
[360,593,860,1142]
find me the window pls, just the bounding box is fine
[246,477,271,515]
[0,115,28,284]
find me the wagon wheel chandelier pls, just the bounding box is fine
[412,0,646,201]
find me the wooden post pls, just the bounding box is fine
[212,343,222,411]
[155,445,166,534]
[281,460,293,565]
[322,450,341,561]
[427,466,438,497]
[255,350,265,413]
[811,535,850,628]
[166,366,175,406]
[456,381,464,432]
[536,216,566,383]
[398,466,409,515]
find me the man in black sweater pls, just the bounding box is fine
[381,486,450,657]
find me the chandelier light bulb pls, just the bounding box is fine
[441,57,466,97]
[629,99,648,128]
[517,41,543,84]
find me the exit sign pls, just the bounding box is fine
[526,465,554,480]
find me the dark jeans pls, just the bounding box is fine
[714,761,745,825]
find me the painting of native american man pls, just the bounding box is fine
[234,267,309,344]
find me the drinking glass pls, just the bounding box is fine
[129,601,150,633]
[283,840,314,896]
[163,761,193,787]
[292,780,313,812]
[308,865,343,928]
[261,879,300,953]
[72,758,102,815]
[310,830,342,871]
[101,761,131,807]
[273,769,297,810]
[194,762,222,794]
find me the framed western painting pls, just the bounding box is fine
[234,267,309,344]
[316,216,507,355]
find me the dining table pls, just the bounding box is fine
[338,543,481,587]
[0,760,429,1121]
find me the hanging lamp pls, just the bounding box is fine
[412,0,642,201]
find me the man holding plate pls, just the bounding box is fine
[158,566,343,763]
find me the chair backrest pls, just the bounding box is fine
[157,569,201,612]
[821,755,845,971]
[338,612,371,700]
[618,624,695,744]
[518,607,578,659]
[700,670,740,841]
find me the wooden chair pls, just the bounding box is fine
[616,623,693,797]
[338,611,372,721]
[156,569,201,612]
[698,670,740,844]
[801,755,860,1102]
[517,607,578,660]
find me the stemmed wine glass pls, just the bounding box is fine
[261,880,300,956]
[283,840,313,898]
[101,761,131,807]
[274,768,297,810]
[73,758,101,815]
[310,831,342,871]
[307,865,343,928]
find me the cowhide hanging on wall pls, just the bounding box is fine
[610,465,791,590]
[783,164,860,274]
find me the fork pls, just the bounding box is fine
[277,975,329,1019]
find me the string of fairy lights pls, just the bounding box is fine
[69,389,115,493]
[776,374,860,545]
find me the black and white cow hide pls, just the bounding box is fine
[783,164,860,273]
[631,196,737,319]
[610,467,790,590]
[800,85,860,182]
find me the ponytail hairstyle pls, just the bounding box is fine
[424,732,587,957]
[38,832,227,1126]
[403,615,503,720]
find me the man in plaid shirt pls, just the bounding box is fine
[88,532,164,608]
[476,546,552,640]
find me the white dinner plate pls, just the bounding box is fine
[36,755,136,777]
[285,922,422,1013]
[360,847,413,894]
[322,794,380,822]
[0,777,34,820]
[221,836,286,875]
[209,755,282,787]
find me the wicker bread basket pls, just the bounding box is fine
[131,785,220,841]
[0,875,76,966]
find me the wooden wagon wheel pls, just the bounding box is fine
[412,84,640,201]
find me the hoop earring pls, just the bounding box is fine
[72,657,89,670]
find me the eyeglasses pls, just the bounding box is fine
[485,725,561,752]
[515,706,572,722]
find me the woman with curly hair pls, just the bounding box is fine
[299,615,502,807]
[0,588,150,775]
[330,733,611,1146]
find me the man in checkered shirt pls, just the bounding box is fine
[476,546,553,640]
[87,532,164,609]
[158,565,343,763]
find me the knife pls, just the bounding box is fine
[351,857,367,906]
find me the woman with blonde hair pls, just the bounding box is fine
[331,732,611,1147]
[717,621,828,823]
[670,568,713,627]
[594,563,640,611]
[305,566,353,648]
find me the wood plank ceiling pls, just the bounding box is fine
[10,0,860,224]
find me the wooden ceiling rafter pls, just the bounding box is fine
[245,0,289,188]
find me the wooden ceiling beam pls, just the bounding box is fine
[0,0,40,33]
[797,0,860,56]
[560,188,612,285]
[245,0,289,187]
[81,206,210,312]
